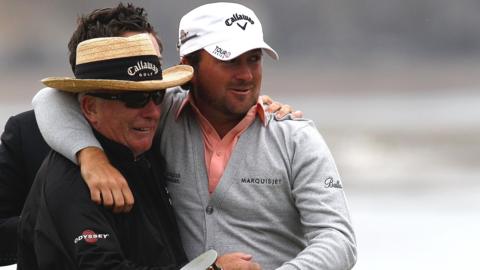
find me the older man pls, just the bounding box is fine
[0,4,160,264]
[17,34,195,269]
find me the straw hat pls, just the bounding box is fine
[42,33,193,93]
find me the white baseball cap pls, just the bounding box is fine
[177,2,279,61]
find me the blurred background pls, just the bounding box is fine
[1,0,479,269]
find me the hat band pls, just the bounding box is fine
[75,55,163,81]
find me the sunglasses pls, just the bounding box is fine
[86,90,165,108]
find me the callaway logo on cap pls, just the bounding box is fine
[177,2,278,61]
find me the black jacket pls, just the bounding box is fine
[17,131,187,269]
[0,110,50,265]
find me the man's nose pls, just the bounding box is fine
[234,63,254,81]
[141,100,161,119]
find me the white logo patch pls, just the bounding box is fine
[212,46,231,59]
[74,229,110,244]
[127,61,159,77]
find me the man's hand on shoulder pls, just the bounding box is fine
[78,147,134,213]
[261,95,303,120]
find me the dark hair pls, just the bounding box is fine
[180,50,202,90]
[68,3,161,73]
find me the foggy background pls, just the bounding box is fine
[1,0,479,269]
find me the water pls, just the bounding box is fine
[349,186,480,269]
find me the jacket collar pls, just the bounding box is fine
[93,129,147,163]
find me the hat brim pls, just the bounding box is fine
[41,65,193,93]
[204,39,278,61]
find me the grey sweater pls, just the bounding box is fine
[33,87,357,270]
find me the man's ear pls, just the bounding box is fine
[179,57,196,90]
[180,57,189,65]
[80,95,99,124]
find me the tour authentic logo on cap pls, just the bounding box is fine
[177,2,279,61]
[42,33,193,93]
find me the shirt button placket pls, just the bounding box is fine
[205,204,215,252]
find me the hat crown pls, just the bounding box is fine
[73,33,163,82]
[76,33,157,65]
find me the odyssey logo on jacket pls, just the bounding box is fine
[74,229,110,244]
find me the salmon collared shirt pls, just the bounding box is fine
[175,93,267,193]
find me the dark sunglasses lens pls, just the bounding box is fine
[152,91,165,105]
[122,91,164,108]
[119,93,148,108]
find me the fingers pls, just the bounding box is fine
[111,187,126,214]
[216,252,260,270]
[230,252,253,261]
[89,179,133,213]
[100,188,114,209]
[292,110,304,119]
[266,102,281,113]
[89,187,102,205]
[265,101,300,119]
[260,95,273,105]
[273,108,304,120]
[79,147,134,213]
[280,105,293,114]
[103,171,133,213]
[86,180,114,207]
[277,104,292,119]
[121,184,135,212]
[250,262,261,270]
[88,180,133,213]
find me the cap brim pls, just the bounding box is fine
[41,65,193,93]
[204,39,278,61]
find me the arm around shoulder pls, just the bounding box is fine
[32,87,102,164]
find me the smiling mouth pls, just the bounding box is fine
[230,86,253,92]
[133,127,153,132]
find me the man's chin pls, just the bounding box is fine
[129,141,153,156]
[228,104,255,116]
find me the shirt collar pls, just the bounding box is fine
[175,92,267,126]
